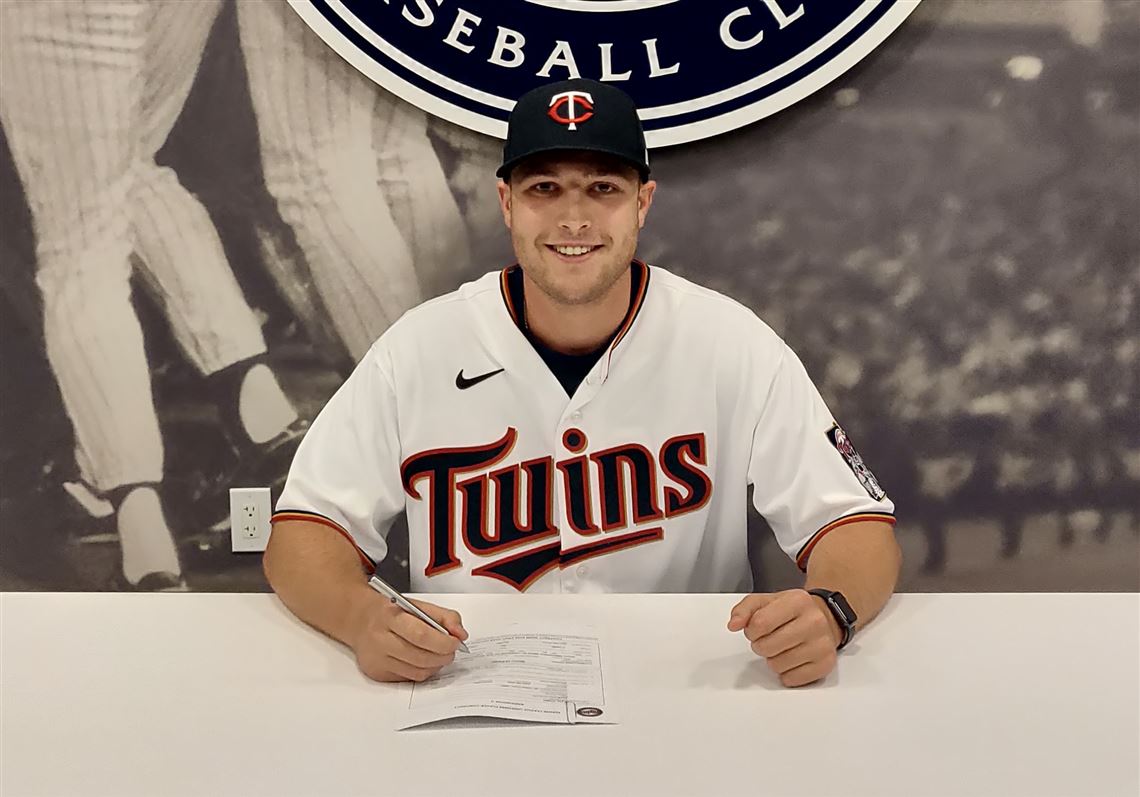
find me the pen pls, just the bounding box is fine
[367,574,470,653]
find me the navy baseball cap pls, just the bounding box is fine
[497,78,650,182]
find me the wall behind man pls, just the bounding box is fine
[0,0,1136,592]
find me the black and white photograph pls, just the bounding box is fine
[1,0,1137,594]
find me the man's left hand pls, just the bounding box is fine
[727,589,842,688]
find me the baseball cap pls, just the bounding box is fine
[497,78,650,182]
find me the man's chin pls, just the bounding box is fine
[527,253,630,306]
[543,284,601,306]
[534,268,597,303]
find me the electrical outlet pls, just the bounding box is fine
[229,487,271,553]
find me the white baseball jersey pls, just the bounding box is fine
[274,262,895,593]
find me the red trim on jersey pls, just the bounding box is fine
[609,260,650,352]
[400,427,518,498]
[562,427,588,453]
[500,265,524,328]
[588,442,666,531]
[559,526,664,566]
[795,512,897,571]
[659,432,713,518]
[498,260,649,344]
[271,510,376,572]
[488,455,558,537]
[471,540,562,591]
[556,454,601,534]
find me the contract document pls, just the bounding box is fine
[395,624,617,730]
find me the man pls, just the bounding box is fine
[266,79,901,688]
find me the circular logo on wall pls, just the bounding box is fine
[288,0,923,147]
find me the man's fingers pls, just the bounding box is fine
[390,611,463,655]
[380,656,441,683]
[778,659,832,688]
[409,599,469,641]
[352,597,466,683]
[728,591,839,689]
[356,651,439,684]
[727,593,777,631]
[359,660,426,683]
[743,592,802,641]
[749,614,814,658]
[384,630,457,670]
[762,641,820,675]
[768,643,812,675]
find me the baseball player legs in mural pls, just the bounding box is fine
[133,1,304,463]
[0,0,302,589]
[428,116,514,265]
[238,1,470,360]
[370,95,472,300]
[265,80,902,688]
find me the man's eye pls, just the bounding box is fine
[593,183,618,194]
[531,182,557,193]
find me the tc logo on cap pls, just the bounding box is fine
[548,91,594,131]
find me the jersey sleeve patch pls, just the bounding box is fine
[826,424,886,501]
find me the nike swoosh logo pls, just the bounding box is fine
[456,368,505,390]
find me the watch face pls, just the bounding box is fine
[810,589,855,650]
[830,593,857,624]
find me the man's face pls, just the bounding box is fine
[498,153,656,306]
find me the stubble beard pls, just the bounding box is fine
[513,226,638,307]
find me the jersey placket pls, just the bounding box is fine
[553,345,613,593]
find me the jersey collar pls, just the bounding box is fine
[498,260,650,375]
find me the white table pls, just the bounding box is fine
[2,592,1137,797]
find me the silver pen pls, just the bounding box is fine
[367,574,470,653]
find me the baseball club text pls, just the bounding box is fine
[389,0,807,80]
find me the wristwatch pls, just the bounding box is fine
[807,589,857,651]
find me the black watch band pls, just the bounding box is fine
[807,588,857,651]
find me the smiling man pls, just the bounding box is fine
[266,78,902,688]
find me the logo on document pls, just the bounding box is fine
[287,0,923,146]
[576,706,604,718]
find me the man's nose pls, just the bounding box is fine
[559,195,591,236]
[559,218,591,235]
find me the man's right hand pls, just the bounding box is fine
[347,591,469,683]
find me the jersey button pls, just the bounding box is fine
[569,411,582,421]
[576,565,588,577]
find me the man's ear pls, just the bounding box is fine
[637,179,657,228]
[497,179,512,228]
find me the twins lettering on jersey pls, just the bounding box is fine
[400,427,712,591]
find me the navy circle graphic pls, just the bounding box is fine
[563,429,586,453]
[288,0,923,147]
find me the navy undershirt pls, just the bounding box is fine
[506,266,641,397]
